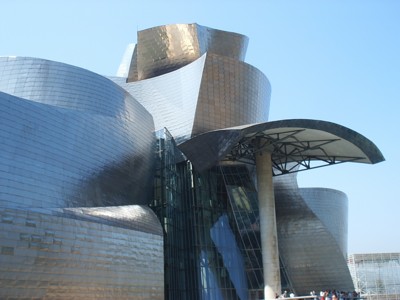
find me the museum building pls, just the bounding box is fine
[0,24,384,299]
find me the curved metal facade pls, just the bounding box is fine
[117,24,362,298]
[112,54,207,143]
[300,187,349,256]
[0,57,155,208]
[274,174,354,294]
[0,57,136,117]
[0,23,383,299]
[0,206,163,299]
[192,53,270,136]
[0,57,163,298]
[129,23,248,81]
[114,24,270,143]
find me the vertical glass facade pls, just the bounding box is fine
[220,165,263,296]
[151,130,292,299]
[348,253,400,299]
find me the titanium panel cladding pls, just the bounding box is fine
[113,54,207,144]
[0,54,163,299]
[192,53,270,135]
[132,23,248,81]
[135,24,200,80]
[1,22,381,299]
[116,23,270,143]
[0,57,155,208]
[300,187,349,256]
[0,57,136,117]
[0,207,164,299]
[274,174,354,294]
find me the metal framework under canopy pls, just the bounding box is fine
[177,119,385,174]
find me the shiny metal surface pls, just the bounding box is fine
[0,206,164,299]
[115,23,383,298]
[0,57,155,208]
[300,188,349,256]
[0,56,162,298]
[192,53,270,136]
[130,23,248,81]
[124,24,382,298]
[112,54,207,143]
[114,24,269,143]
[58,205,163,235]
[274,173,354,294]
[0,23,385,299]
[0,57,137,117]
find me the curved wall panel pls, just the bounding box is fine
[300,187,349,256]
[61,205,163,235]
[135,24,200,81]
[0,206,163,299]
[0,55,163,298]
[0,91,154,208]
[196,24,248,61]
[0,57,156,208]
[112,54,207,144]
[274,174,354,294]
[192,53,270,135]
[115,23,269,144]
[0,56,137,117]
[131,23,248,81]
[114,53,270,143]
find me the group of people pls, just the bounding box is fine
[277,289,361,299]
[316,290,361,299]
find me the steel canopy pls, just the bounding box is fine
[178,119,385,174]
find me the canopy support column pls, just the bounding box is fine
[255,150,281,300]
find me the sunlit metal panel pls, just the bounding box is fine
[0,207,164,299]
[131,23,248,81]
[274,174,354,294]
[0,57,155,208]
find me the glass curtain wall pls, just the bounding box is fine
[151,129,195,299]
[219,165,263,298]
[348,253,400,299]
[151,130,291,299]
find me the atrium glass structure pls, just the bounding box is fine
[0,23,384,299]
[348,253,400,300]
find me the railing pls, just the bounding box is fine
[275,296,366,300]
[277,296,319,299]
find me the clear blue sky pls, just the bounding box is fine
[1,0,398,254]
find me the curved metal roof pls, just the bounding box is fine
[178,119,385,174]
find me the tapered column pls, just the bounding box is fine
[255,151,281,300]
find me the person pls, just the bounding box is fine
[279,290,288,298]
[320,290,326,300]
[339,291,346,300]
[326,290,332,300]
